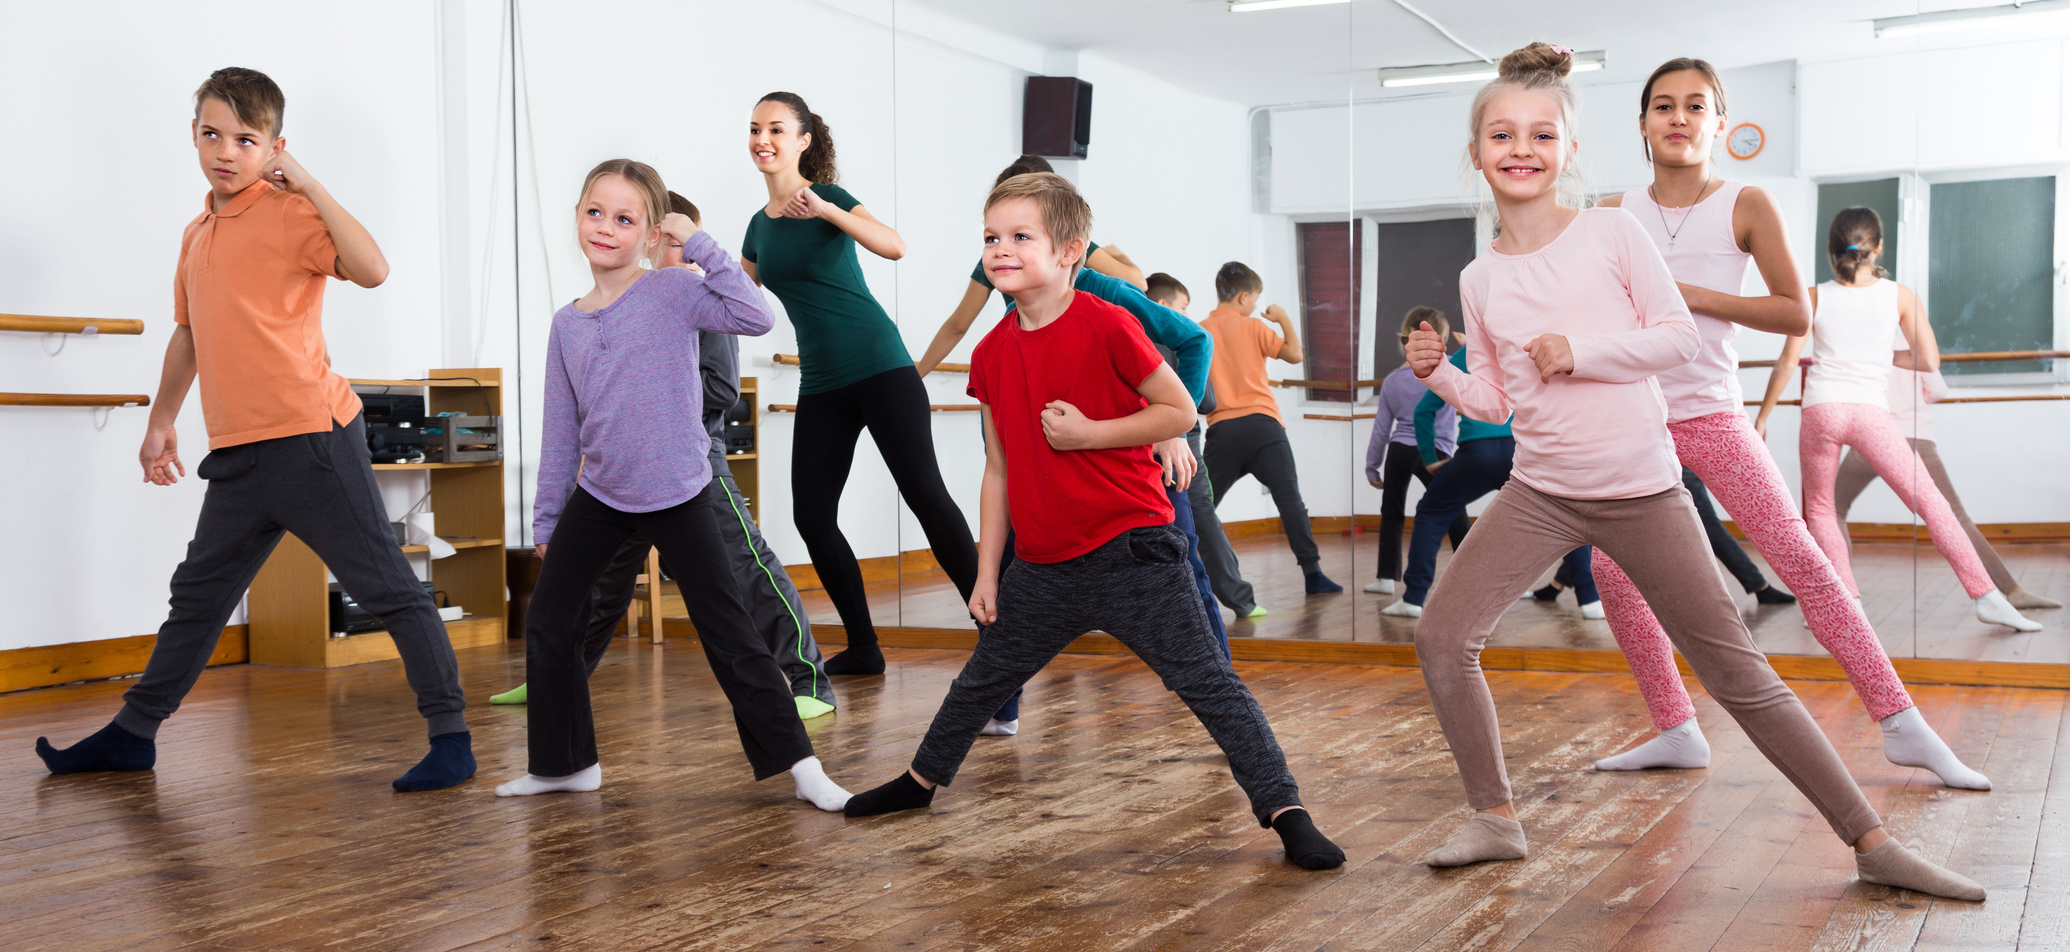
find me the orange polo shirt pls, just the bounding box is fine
[1200,307,1285,426]
[174,180,362,449]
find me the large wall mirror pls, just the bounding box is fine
[506,0,2067,672]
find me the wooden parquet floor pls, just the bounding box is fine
[4,643,2066,951]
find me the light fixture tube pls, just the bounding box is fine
[1379,50,1605,88]
[1874,0,2070,38]
[1228,0,1352,12]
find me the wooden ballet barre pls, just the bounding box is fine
[773,353,973,374]
[0,313,145,335]
[1302,412,1376,422]
[1271,379,1359,389]
[1738,349,2070,368]
[767,403,979,413]
[1,392,151,407]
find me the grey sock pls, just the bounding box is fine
[1424,812,1528,867]
[1856,838,1986,902]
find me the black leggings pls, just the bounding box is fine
[527,484,812,779]
[792,367,978,648]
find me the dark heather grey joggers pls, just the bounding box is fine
[118,415,468,740]
[908,524,1304,829]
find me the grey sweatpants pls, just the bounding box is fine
[1188,428,1257,614]
[1206,413,1322,573]
[119,415,467,740]
[1831,438,2019,596]
[908,524,1303,828]
[574,462,832,706]
[1415,480,1882,844]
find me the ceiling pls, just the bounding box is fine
[898,0,2070,106]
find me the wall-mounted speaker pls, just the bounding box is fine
[1023,76,1092,159]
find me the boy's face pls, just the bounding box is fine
[657,232,705,273]
[192,97,282,199]
[1160,290,1190,314]
[577,174,654,271]
[982,197,1083,301]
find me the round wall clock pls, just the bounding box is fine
[1727,122,1765,160]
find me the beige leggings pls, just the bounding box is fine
[1831,437,2019,595]
[1414,480,1883,844]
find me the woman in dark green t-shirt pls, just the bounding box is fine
[741,91,978,676]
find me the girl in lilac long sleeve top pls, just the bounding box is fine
[1364,365,1458,484]
[532,229,774,543]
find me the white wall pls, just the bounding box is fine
[1268,52,2070,528]
[0,1,509,652]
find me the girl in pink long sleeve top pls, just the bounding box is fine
[1403,42,1983,903]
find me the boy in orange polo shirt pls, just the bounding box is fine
[34,68,473,791]
[1200,262,1340,595]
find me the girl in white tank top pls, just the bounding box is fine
[1757,206,2039,635]
[1586,60,2004,793]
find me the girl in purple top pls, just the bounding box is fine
[499,159,852,811]
[1363,307,1469,595]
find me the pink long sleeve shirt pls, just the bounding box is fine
[1424,208,1699,500]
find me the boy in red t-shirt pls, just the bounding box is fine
[840,173,1343,871]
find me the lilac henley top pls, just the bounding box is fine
[533,230,773,542]
[1364,364,1457,482]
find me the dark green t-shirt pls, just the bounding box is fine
[742,183,911,395]
[971,240,1101,301]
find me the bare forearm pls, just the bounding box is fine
[976,470,1009,583]
[919,290,987,375]
[1275,317,1304,364]
[1681,283,1810,336]
[303,182,389,288]
[824,206,906,260]
[1755,336,1805,424]
[1083,403,1194,449]
[149,327,198,429]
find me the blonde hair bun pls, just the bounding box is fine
[1498,42,1574,82]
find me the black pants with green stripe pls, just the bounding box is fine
[573,462,833,708]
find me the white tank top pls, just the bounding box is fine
[1804,279,1902,410]
[1621,180,1753,424]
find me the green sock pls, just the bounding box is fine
[1246,605,1269,619]
[490,684,528,705]
[795,696,835,720]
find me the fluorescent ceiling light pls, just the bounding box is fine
[1228,0,1350,12]
[1875,0,2070,38]
[1379,50,1605,88]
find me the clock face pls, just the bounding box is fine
[1728,122,1764,160]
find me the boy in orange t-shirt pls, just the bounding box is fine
[1198,262,1340,594]
[34,68,473,792]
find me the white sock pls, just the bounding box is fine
[495,763,602,797]
[790,756,852,811]
[1381,599,1422,618]
[1976,590,2043,632]
[1363,579,1396,595]
[981,718,1020,736]
[1881,706,1991,790]
[1594,717,1711,771]
[1580,600,1605,620]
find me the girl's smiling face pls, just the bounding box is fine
[1471,88,1576,205]
[748,100,810,176]
[576,174,655,271]
[1643,69,1725,168]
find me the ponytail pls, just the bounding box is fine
[1827,206,1887,283]
[757,91,839,184]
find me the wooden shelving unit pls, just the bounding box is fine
[731,376,761,521]
[247,368,508,668]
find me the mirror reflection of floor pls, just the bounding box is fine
[789,532,2068,664]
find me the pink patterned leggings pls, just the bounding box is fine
[1800,402,1995,601]
[1591,410,1913,730]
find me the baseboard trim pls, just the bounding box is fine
[807,624,2070,690]
[1,626,249,694]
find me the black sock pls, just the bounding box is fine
[393,732,477,792]
[36,721,156,774]
[824,644,886,676]
[1532,584,1562,602]
[1754,584,1798,605]
[843,771,936,817]
[1304,571,1342,594]
[1272,809,1346,870]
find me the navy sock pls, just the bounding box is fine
[843,771,936,817]
[824,644,886,676]
[1304,571,1343,594]
[1273,809,1346,870]
[36,721,156,774]
[392,732,476,792]
[1755,584,1797,605]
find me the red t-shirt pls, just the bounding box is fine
[969,290,1174,563]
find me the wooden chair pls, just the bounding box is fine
[625,547,665,644]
